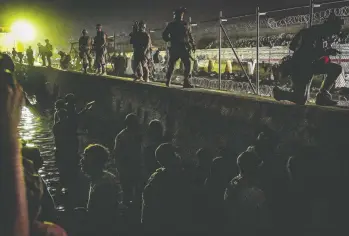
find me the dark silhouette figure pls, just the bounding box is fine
[79,29,93,73]
[142,143,192,234]
[113,113,142,205]
[130,20,152,82]
[26,46,34,66]
[11,48,17,61]
[44,39,53,67]
[224,148,271,236]
[22,145,57,223]
[162,7,195,88]
[94,24,107,75]
[273,13,344,106]
[80,144,123,236]
[37,43,45,66]
[17,52,24,64]
[58,51,71,70]
[143,119,164,179]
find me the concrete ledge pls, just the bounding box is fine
[22,66,349,160]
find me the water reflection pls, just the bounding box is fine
[19,107,60,200]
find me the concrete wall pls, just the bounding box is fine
[22,66,349,162]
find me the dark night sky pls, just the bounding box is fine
[0,0,340,48]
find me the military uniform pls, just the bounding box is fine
[274,13,344,106]
[94,25,107,74]
[44,40,53,67]
[26,47,34,66]
[162,8,195,88]
[130,22,151,82]
[79,30,93,73]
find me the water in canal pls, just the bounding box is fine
[19,107,65,211]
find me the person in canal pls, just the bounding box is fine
[273,12,344,106]
[113,113,142,206]
[79,29,93,74]
[80,144,124,236]
[162,7,195,88]
[94,24,107,75]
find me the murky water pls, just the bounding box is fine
[18,107,64,210]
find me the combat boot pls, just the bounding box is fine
[165,79,171,87]
[183,79,194,88]
[316,90,337,106]
[101,66,107,76]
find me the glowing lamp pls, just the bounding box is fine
[11,21,36,42]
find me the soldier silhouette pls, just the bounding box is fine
[94,24,107,75]
[162,7,195,88]
[273,12,344,106]
[26,46,34,66]
[130,20,152,82]
[79,29,93,74]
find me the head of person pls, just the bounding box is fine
[45,39,49,44]
[82,29,88,36]
[237,147,263,178]
[64,93,76,110]
[196,148,213,168]
[138,20,147,32]
[58,51,64,57]
[148,119,163,141]
[156,143,181,169]
[28,46,32,49]
[56,109,68,122]
[254,130,278,160]
[22,146,43,172]
[173,7,186,21]
[124,113,138,131]
[322,12,344,36]
[81,144,109,177]
[55,99,65,111]
[96,24,102,32]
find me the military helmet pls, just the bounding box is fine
[82,29,88,34]
[173,7,187,17]
[96,23,102,28]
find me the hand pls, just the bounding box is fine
[0,61,24,133]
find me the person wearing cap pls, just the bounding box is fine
[129,20,152,82]
[162,7,195,88]
[273,12,344,106]
[94,24,107,75]
[44,39,53,67]
[79,29,93,74]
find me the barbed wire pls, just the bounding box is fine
[267,5,349,29]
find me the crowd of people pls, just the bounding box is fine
[1,12,349,236]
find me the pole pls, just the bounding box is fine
[220,22,257,94]
[113,32,116,52]
[309,0,314,27]
[219,11,222,90]
[256,6,260,95]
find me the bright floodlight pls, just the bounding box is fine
[11,21,36,42]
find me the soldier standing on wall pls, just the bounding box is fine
[273,12,344,106]
[37,43,45,66]
[44,39,53,68]
[130,20,152,82]
[26,46,34,66]
[94,24,107,75]
[79,29,93,74]
[162,7,195,88]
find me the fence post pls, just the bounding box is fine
[219,11,223,90]
[309,0,314,27]
[256,6,260,95]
